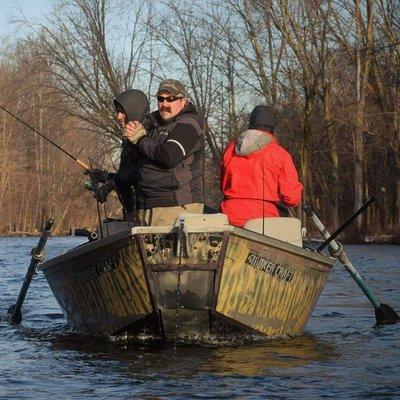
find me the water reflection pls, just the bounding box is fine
[27,327,337,378]
[206,335,336,375]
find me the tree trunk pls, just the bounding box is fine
[354,0,375,233]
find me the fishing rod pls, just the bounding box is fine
[0,104,90,171]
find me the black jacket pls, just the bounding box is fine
[113,141,139,212]
[136,103,204,208]
[112,89,150,213]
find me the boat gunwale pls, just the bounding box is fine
[38,223,335,274]
[38,225,234,272]
[38,226,175,271]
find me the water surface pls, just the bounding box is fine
[0,237,399,399]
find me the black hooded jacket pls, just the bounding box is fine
[112,90,150,212]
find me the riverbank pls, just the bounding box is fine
[363,234,400,244]
[306,234,399,245]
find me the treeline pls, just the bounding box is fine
[0,0,399,239]
[0,45,121,234]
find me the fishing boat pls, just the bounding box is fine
[3,108,398,339]
[38,213,335,343]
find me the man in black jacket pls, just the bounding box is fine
[88,89,149,221]
[124,79,204,226]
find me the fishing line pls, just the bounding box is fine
[102,201,110,237]
[259,144,265,235]
[131,185,137,226]
[287,206,314,247]
[89,159,104,239]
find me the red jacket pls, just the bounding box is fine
[220,130,303,227]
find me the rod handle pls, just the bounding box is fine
[76,159,90,170]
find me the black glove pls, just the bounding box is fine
[85,168,111,184]
[95,180,114,203]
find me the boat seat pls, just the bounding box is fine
[175,213,230,232]
[243,217,303,247]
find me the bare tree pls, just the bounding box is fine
[0,43,115,234]
[265,1,334,212]
[149,0,226,162]
[353,0,375,232]
[21,0,153,150]
[370,0,400,229]
[1,0,399,239]
[219,0,284,107]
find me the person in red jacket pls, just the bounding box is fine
[220,105,303,227]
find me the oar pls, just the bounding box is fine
[4,219,54,324]
[316,187,386,252]
[303,205,399,325]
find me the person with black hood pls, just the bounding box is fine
[87,89,150,221]
[220,105,303,228]
[121,79,204,226]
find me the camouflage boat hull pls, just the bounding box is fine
[39,216,335,342]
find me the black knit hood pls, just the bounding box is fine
[114,89,150,122]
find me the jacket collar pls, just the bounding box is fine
[235,129,276,155]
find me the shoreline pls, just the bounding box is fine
[304,237,399,245]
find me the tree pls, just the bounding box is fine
[23,0,153,152]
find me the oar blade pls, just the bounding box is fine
[2,304,22,325]
[375,303,400,325]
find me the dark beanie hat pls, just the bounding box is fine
[114,89,150,122]
[248,105,277,133]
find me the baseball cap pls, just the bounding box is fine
[157,79,187,98]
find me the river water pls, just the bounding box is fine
[0,237,399,399]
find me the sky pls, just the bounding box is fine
[0,0,52,41]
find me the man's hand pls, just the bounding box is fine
[123,121,146,144]
[95,180,114,203]
[85,168,110,184]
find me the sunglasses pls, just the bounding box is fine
[157,95,182,103]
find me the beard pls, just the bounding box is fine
[161,106,171,113]
[159,107,172,120]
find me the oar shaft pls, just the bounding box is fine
[303,206,380,308]
[0,105,89,171]
[8,219,54,324]
[304,206,340,251]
